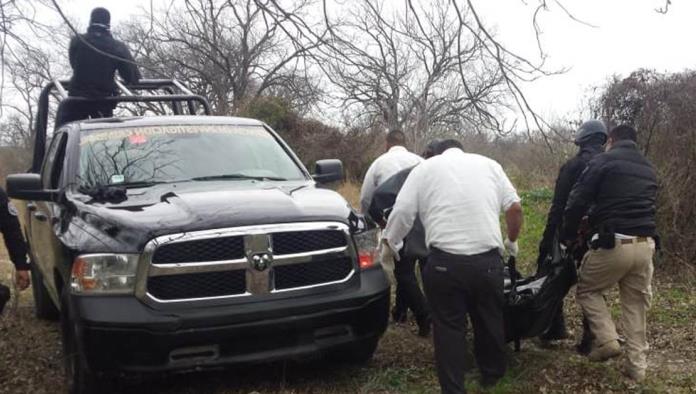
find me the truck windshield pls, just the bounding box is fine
[77,124,306,188]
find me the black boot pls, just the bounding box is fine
[0,284,10,315]
[391,308,407,323]
[416,314,431,337]
[576,315,593,355]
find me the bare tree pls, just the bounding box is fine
[0,1,54,109]
[307,1,515,150]
[253,0,566,148]
[120,0,321,115]
[0,0,72,153]
[0,0,675,152]
[4,41,67,134]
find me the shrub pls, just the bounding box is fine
[600,69,696,277]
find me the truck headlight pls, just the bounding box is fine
[71,254,139,294]
[353,228,380,270]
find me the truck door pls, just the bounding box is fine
[29,131,67,299]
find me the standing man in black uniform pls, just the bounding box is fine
[537,120,607,345]
[57,7,141,126]
[0,187,30,314]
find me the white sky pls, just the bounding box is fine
[47,0,696,120]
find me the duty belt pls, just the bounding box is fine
[619,237,650,245]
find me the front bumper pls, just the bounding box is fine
[70,268,389,373]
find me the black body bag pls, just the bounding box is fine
[503,232,578,351]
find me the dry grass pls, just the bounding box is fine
[336,181,361,211]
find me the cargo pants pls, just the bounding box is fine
[576,237,655,373]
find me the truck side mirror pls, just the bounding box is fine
[313,159,344,184]
[6,173,59,201]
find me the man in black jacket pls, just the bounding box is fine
[0,187,31,314]
[57,7,141,126]
[563,125,657,382]
[537,120,606,345]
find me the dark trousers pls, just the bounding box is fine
[55,100,116,128]
[393,253,429,321]
[0,283,10,314]
[423,248,506,394]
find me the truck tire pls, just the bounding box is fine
[328,337,379,364]
[60,288,103,394]
[31,263,59,321]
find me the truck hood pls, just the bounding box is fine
[65,181,355,253]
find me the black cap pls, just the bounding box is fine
[89,7,111,26]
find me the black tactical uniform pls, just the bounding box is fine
[57,8,141,127]
[538,120,606,342]
[0,187,29,313]
[538,144,604,265]
[563,140,657,239]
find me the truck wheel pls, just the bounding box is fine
[31,263,59,321]
[328,337,379,364]
[60,289,102,394]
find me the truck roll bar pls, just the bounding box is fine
[31,79,212,173]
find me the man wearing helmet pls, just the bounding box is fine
[537,120,607,348]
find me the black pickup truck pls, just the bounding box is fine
[7,80,389,393]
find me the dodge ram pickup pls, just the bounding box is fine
[7,80,389,393]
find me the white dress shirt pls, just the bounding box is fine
[383,148,520,256]
[359,146,423,213]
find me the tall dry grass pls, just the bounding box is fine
[336,181,361,211]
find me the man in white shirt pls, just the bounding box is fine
[360,130,423,214]
[383,139,523,393]
[360,129,430,335]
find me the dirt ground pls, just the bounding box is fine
[1,249,695,393]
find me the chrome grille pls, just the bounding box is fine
[151,236,244,264]
[272,230,347,255]
[138,222,356,303]
[274,257,353,290]
[148,270,246,300]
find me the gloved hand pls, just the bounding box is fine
[504,238,519,257]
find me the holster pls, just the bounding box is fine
[590,224,616,250]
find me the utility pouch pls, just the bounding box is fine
[590,224,615,250]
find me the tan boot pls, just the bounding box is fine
[622,365,646,382]
[588,340,621,362]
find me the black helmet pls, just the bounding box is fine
[574,120,607,146]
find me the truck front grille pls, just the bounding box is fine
[147,270,246,300]
[152,236,244,264]
[274,257,353,290]
[272,230,347,254]
[140,222,356,303]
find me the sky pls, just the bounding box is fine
[41,0,696,121]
